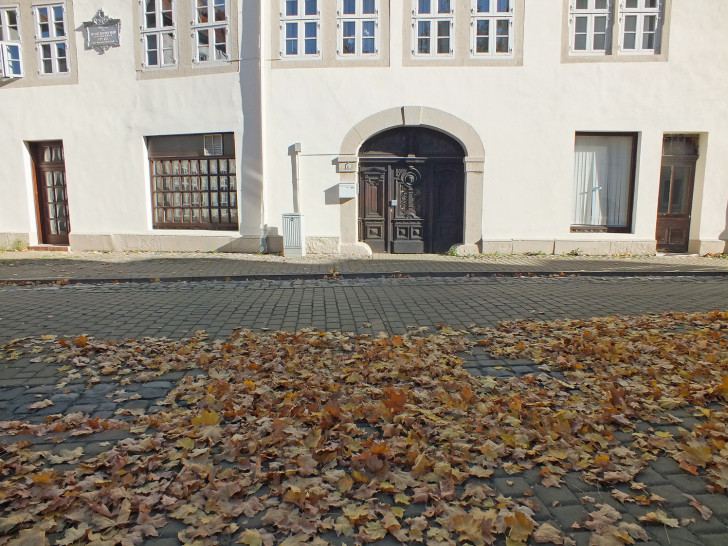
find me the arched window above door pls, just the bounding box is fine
[359,127,465,158]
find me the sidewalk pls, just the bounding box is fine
[1,250,727,284]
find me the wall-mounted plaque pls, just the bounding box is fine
[83,9,120,54]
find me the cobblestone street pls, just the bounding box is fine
[1,274,727,545]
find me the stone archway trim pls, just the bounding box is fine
[339,106,485,160]
[337,107,485,255]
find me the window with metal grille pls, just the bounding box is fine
[0,7,23,77]
[34,3,70,74]
[148,133,238,230]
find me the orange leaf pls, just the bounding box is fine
[32,470,56,484]
[679,459,699,476]
[382,387,407,413]
[74,335,89,347]
[461,385,475,405]
[595,454,610,466]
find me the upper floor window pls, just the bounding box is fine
[412,0,454,56]
[620,0,661,54]
[337,0,378,58]
[0,6,23,77]
[34,4,69,74]
[570,0,611,55]
[192,0,230,63]
[281,0,320,58]
[141,0,176,68]
[470,0,514,57]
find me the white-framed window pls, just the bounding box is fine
[0,6,23,77]
[572,133,636,231]
[569,0,612,55]
[280,0,320,58]
[141,0,176,68]
[619,0,661,54]
[34,4,69,74]
[470,0,513,57]
[412,0,454,57]
[192,0,230,63]
[337,0,378,58]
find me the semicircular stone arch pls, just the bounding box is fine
[337,107,485,256]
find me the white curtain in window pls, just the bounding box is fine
[572,135,632,227]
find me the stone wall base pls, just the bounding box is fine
[68,233,268,253]
[482,239,658,256]
[690,240,728,255]
[306,237,340,254]
[0,233,29,249]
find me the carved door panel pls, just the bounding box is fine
[32,141,70,246]
[391,163,426,254]
[430,161,464,253]
[358,164,387,252]
[359,159,464,254]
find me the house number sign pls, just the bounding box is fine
[83,9,121,54]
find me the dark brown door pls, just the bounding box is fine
[656,136,698,253]
[31,142,70,245]
[359,159,463,253]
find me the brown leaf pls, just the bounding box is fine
[28,399,54,410]
[683,494,712,521]
[638,510,679,527]
[532,522,563,544]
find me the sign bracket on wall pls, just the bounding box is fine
[83,9,121,54]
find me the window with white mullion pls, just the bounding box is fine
[141,0,176,68]
[570,0,612,55]
[470,0,513,57]
[34,4,69,74]
[192,0,230,63]
[338,0,378,57]
[281,0,320,58]
[413,0,454,56]
[0,7,23,77]
[620,0,661,54]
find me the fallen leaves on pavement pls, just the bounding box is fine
[0,310,725,544]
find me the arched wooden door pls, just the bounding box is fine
[358,128,465,254]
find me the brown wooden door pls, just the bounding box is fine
[430,160,464,253]
[359,159,463,253]
[32,142,70,245]
[655,137,698,253]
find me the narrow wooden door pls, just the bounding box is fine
[655,137,697,253]
[430,160,464,253]
[32,142,70,245]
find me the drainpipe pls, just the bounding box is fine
[291,142,302,213]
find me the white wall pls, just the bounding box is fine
[2,0,726,254]
[0,0,262,249]
[261,0,728,253]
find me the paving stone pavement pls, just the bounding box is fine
[1,275,727,545]
[0,251,727,283]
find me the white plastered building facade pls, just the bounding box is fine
[1,0,727,256]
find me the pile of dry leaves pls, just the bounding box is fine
[0,310,726,545]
